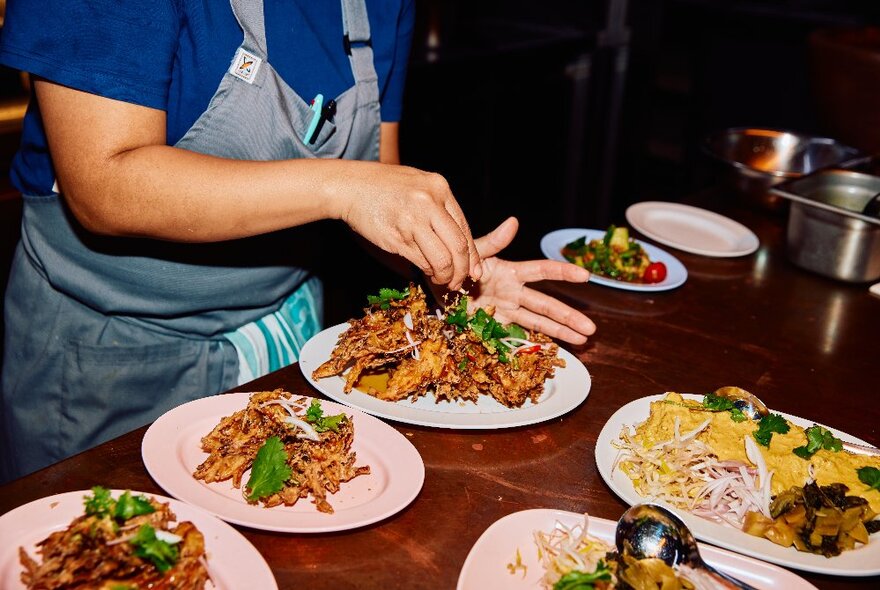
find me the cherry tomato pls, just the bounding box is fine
[643,262,667,283]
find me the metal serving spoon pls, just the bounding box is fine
[615,504,756,590]
[713,386,880,457]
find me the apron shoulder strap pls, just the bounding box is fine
[341,0,379,91]
[230,0,269,58]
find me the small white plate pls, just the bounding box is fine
[142,392,424,533]
[300,323,591,429]
[540,228,688,292]
[457,509,817,589]
[0,489,277,590]
[595,394,880,576]
[626,201,760,257]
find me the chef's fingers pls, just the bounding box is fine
[500,303,593,345]
[474,216,518,260]
[506,258,591,284]
[443,199,482,281]
[411,225,457,287]
[428,208,474,290]
[403,245,434,278]
[514,286,596,339]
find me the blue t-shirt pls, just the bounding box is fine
[0,0,415,195]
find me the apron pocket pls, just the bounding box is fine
[308,117,337,150]
[60,338,207,455]
[309,112,355,156]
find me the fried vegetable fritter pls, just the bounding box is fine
[314,285,564,408]
[193,390,369,513]
[20,494,209,590]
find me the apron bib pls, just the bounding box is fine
[1,0,380,480]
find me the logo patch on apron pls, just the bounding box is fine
[229,48,262,84]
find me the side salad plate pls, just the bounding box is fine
[541,228,687,292]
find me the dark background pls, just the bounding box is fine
[398,0,880,261]
[1,0,879,324]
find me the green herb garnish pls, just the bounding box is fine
[552,560,612,590]
[445,296,516,363]
[366,287,410,310]
[245,436,292,501]
[793,425,843,459]
[113,490,156,521]
[470,308,507,344]
[753,413,790,447]
[701,393,747,423]
[304,399,347,433]
[858,466,880,491]
[446,296,469,332]
[83,487,155,522]
[130,525,179,573]
[84,486,114,518]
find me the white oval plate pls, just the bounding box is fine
[142,392,424,533]
[595,394,880,576]
[626,201,760,257]
[540,228,688,292]
[300,323,591,429]
[457,509,817,589]
[0,489,277,589]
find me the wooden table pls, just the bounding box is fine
[2,202,878,589]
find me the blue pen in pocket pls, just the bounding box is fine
[303,94,324,144]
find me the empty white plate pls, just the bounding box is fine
[626,201,759,257]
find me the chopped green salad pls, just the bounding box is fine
[561,226,666,283]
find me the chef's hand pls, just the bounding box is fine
[334,162,481,291]
[466,217,596,345]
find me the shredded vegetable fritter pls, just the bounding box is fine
[312,284,565,407]
[20,487,209,590]
[193,390,369,513]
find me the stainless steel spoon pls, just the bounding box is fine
[713,386,880,457]
[615,504,756,589]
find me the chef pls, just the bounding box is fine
[0,0,596,481]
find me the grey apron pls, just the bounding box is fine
[1,0,380,481]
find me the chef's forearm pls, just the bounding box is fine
[36,78,357,242]
[77,145,370,242]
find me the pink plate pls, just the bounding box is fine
[142,392,425,533]
[0,489,277,589]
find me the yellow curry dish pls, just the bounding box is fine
[614,392,880,557]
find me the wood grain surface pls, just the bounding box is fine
[1,202,878,589]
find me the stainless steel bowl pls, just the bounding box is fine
[704,128,861,211]
[770,169,880,282]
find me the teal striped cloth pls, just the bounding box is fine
[223,276,323,385]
